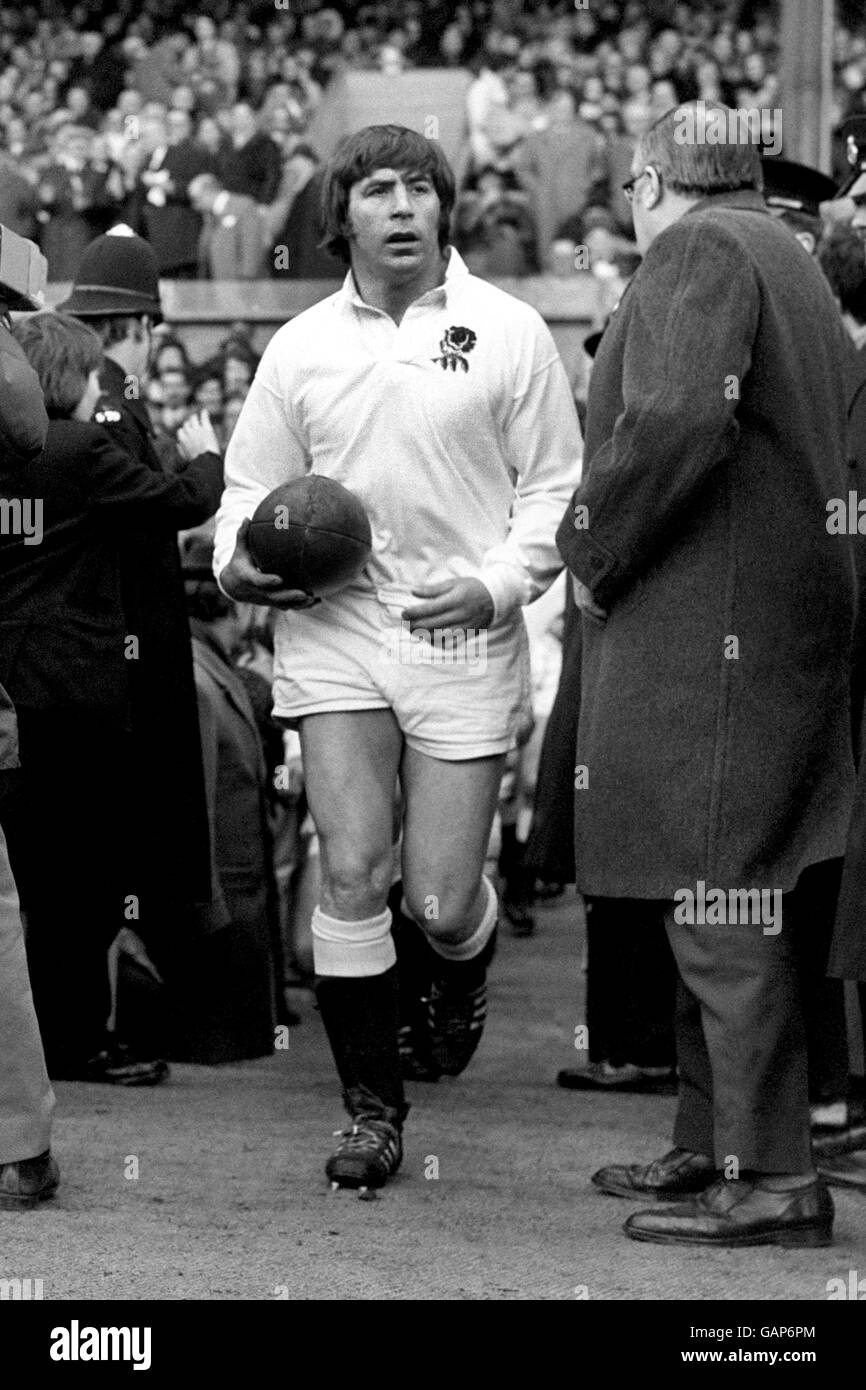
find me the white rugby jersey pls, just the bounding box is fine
[213,249,583,621]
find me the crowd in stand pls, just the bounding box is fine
[2,1,866,282]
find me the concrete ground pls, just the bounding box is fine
[2,895,864,1301]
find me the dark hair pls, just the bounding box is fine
[774,207,822,243]
[818,224,866,325]
[11,311,102,418]
[154,336,191,372]
[466,163,520,195]
[533,58,559,103]
[85,314,151,349]
[320,124,456,264]
[192,362,224,390]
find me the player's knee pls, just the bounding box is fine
[404,882,477,939]
[320,846,392,916]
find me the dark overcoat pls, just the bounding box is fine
[0,418,227,717]
[557,190,856,899]
[843,338,866,745]
[93,357,223,917]
[182,631,276,1061]
[830,340,866,979]
[148,629,275,1064]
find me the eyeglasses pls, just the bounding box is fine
[622,167,654,201]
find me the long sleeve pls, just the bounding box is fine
[556,218,757,609]
[213,333,309,581]
[476,319,583,620]
[85,427,223,529]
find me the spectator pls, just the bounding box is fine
[0,312,220,1084]
[197,114,229,161]
[453,165,539,277]
[140,107,218,278]
[0,151,39,240]
[64,31,125,115]
[59,228,224,1035]
[0,304,56,1211]
[37,125,121,281]
[64,86,99,131]
[153,336,191,377]
[131,527,278,1064]
[182,16,240,109]
[159,366,193,433]
[514,88,608,270]
[223,350,256,401]
[192,364,225,424]
[465,48,513,169]
[267,147,345,279]
[218,102,282,207]
[189,172,266,280]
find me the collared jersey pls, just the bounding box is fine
[214,248,582,620]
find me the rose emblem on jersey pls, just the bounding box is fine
[432,325,477,372]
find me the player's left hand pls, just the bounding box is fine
[403,577,495,634]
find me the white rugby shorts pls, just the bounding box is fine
[271,587,532,760]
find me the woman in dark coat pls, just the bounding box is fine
[0,312,222,1081]
[141,534,278,1065]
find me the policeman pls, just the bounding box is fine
[820,116,866,229]
[60,227,223,1064]
[760,156,837,254]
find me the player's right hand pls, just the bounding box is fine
[219,518,320,610]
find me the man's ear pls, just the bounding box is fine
[644,166,662,210]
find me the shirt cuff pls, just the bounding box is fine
[214,562,233,599]
[475,560,532,623]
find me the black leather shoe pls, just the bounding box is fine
[71,1045,169,1087]
[0,1150,60,1210]
[624,1177,834,1247]
[592,1146,716,1199]
[558,1062,677,1095]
